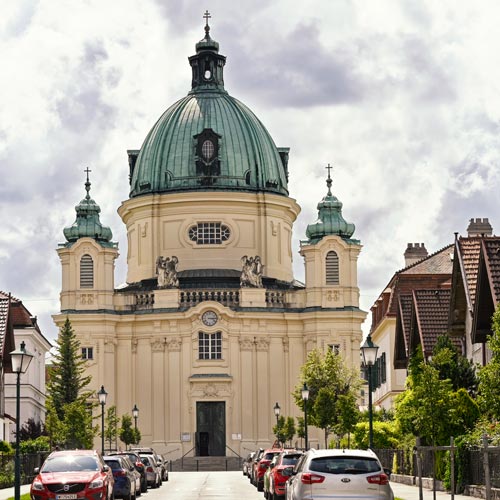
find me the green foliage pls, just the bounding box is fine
[47,318,92,421]
[273,415,287,445]
[19,436,50,453]
[478,307,500,419]
[133,427,141,446]
[293,349,361,443]
[351,420,401,449]
[63,400,98,449]
[395,343,479,446]
[119,414,136,448]
[105,406,119,451]
[284,417,296,445]
[0,459,14,488]
[430,335,478,395]
[0,440,13,453]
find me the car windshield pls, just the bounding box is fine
[105,460,122,471]
[41,455,99,473]
[264,452,279,460]
[309,457,381,475]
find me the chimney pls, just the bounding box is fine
[467,218,493,237]
[404,243,428,267]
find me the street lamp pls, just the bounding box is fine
[273,402,281,446]
[132,404,139,445]
[10,341,34,500]
[301,382,309,451]
[360,334,379,449]
[97,386,108,455]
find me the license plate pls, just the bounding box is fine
[56,495,77,499]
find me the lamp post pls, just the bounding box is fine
[273,402,281,446]
[132,404,139,445]
[97,386,108,455]
[360,334,379,449]
[10,341,34,500]
[301,382,309,451]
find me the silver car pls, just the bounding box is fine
[285,448,394,500]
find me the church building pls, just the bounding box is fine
[53,19,366,458]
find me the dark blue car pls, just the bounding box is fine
[103,455,140,500]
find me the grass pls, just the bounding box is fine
[5,494,31,500]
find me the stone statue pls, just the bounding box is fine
[240,255,264,288]
[156,256,179,288]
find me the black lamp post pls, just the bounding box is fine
[98,386,108,455]
[132,404,139,445]
[301,383,309,451]
[10,341,34,500]
[361,334,379,449]
[273,402,281,445]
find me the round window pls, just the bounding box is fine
[201,140,215,160]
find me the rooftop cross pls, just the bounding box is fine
[203,10,211,36]
[84,167,92,198]
[325,163,333,195]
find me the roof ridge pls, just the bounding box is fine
[395,242,454,274]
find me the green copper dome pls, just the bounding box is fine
[63,172,115,248]
[306,169,356,244]
[128,22,289,198]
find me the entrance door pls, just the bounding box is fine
[196,402,226,456]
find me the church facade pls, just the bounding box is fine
[53,21,366,458]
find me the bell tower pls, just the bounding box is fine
[57,169,118,311]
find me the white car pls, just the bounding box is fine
[285,448,394,500]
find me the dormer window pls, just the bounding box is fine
[194,128,222,185]
[202,139,215,161]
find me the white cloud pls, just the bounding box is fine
[1,0,500,340]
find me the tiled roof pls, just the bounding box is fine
[482,238,500,305]
[412,289,459,357]
[398,294,413,354]
[457,237,482,309]
[0,296,9,357]
[400,245,454,275]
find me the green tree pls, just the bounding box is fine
[430,335,478,395]
[293,349,361,445]
[16,418,45,441]
[47,318,92,420]
[351,420,401,449]
[105,406,119,452]
[63,400,97,449]
[478,306,500,419]
[119,415,136,449]
[273,416,287,446]
[283,417,296,446]
[133,427,141,446]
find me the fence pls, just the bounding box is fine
[0,452,49,487]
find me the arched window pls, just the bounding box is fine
[80,254,94,288]
[325,251,339,285]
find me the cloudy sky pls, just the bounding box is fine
[1,0,499,343]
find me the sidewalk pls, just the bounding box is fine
[0,484,31,500]
[392,481,473,500]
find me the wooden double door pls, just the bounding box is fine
[195,401,226,456]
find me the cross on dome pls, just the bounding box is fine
[325,163,333,195]
[84,167,92,198]
[203,10,211,36]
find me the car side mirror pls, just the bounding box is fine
[33,467,40,474]
[384,467,392,478]
[103,465,110,472]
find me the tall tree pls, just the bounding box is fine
[478,306,500,419]
[105,406,119,452]
[47,318,92,420]
[119,415,136,449]
[293,349,361,444]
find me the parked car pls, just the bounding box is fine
[265,450,302,500]
[138,454,161,488]
[243,452,255,476]
[103,455,140,500]
[253,448,283,491]
[285,448,394,500]
[131,447,168,481]
[109,451,148,493]
[249,448,264,485]
[30,449,114,500]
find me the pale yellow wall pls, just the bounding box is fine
[118,192,300,284]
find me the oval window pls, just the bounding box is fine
[204,70,211,79]
[202,140,215,160]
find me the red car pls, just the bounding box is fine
[268,450,302,499]
[30,449,114,500]
[253,448,283,492]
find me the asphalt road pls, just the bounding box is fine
[145,470,264,499]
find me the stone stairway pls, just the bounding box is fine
[170,456,242,472]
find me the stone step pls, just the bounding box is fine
[170,456,243,472]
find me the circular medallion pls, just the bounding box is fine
[202,310,218,327]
